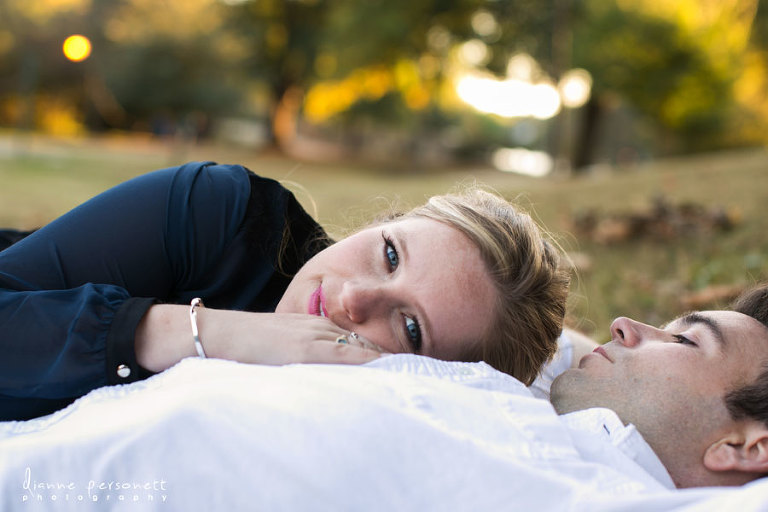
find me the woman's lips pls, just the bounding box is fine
[308,284,328,317]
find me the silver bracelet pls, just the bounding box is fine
[189,297,207,358]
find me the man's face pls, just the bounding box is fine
[551,311,768,456]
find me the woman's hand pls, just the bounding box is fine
[135,304,384,372]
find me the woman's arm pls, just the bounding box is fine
[0,162,377,420]
[135,305,381,372]
[0,163,251,418]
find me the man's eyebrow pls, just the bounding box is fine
[675,312,727,350]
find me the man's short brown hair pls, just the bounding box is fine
[725,284,768,425]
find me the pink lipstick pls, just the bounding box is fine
[308,285,328,317]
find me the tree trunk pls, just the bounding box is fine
[572,95,601,171]
[271,85,303,152]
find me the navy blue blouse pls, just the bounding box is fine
[0,162,329,420]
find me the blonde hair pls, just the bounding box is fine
[400,188,570,385]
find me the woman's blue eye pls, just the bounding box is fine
[383,234,399,269]
[405,316,422,352]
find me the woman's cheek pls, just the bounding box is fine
[359,326,398,353]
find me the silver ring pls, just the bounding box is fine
[335,335,349,344]
[349,332,359,341]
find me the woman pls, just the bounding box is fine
[0,161,569,420]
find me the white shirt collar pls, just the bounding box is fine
[561,408,676,490]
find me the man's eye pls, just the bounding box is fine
[404,316,422,352]
[672,334,697,347]
[382,233,399,270]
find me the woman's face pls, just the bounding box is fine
[276,217,497,359]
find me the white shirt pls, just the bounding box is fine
[530,332,675,489]
[0,354,757,511]
[561,408,675,489]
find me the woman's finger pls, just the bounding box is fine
[302,341,384,365]
[349,332,388,353]
[331,331,390,354]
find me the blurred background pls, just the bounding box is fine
[1,0,767,338]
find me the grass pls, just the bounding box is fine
[2,131,767,341]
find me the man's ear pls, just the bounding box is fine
[704,421,768,474]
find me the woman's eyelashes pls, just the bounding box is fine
[381,231,422,352]
[382,232,399,270]
[404,315,422,352]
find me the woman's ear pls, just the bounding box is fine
[704,421,768,474]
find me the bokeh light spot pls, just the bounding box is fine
[63,35,91,62]
[559,69,593,108]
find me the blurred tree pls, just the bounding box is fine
[1,0,765,161]
[0,0,96,131]
[571,0,760,166]
[221,0,329,147]
[0,0,247,136]
[91,0,245,135]
[734,0,768,144]
[223,0,557,151]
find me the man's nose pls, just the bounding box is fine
[339,280,384,324]
[609,317,651,348]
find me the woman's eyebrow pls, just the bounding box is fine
[676,312,727,351]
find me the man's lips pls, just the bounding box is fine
[592,346,612,362]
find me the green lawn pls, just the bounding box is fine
[2,132,767,341]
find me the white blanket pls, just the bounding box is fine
[0,355,766,511]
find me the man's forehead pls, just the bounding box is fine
[667,310,755,330]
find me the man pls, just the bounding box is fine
[551,284,768,488]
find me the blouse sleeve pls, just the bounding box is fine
[0,162,252,420]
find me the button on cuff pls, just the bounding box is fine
[116,364,131,379]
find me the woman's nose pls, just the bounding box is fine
[339,281,383,324]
